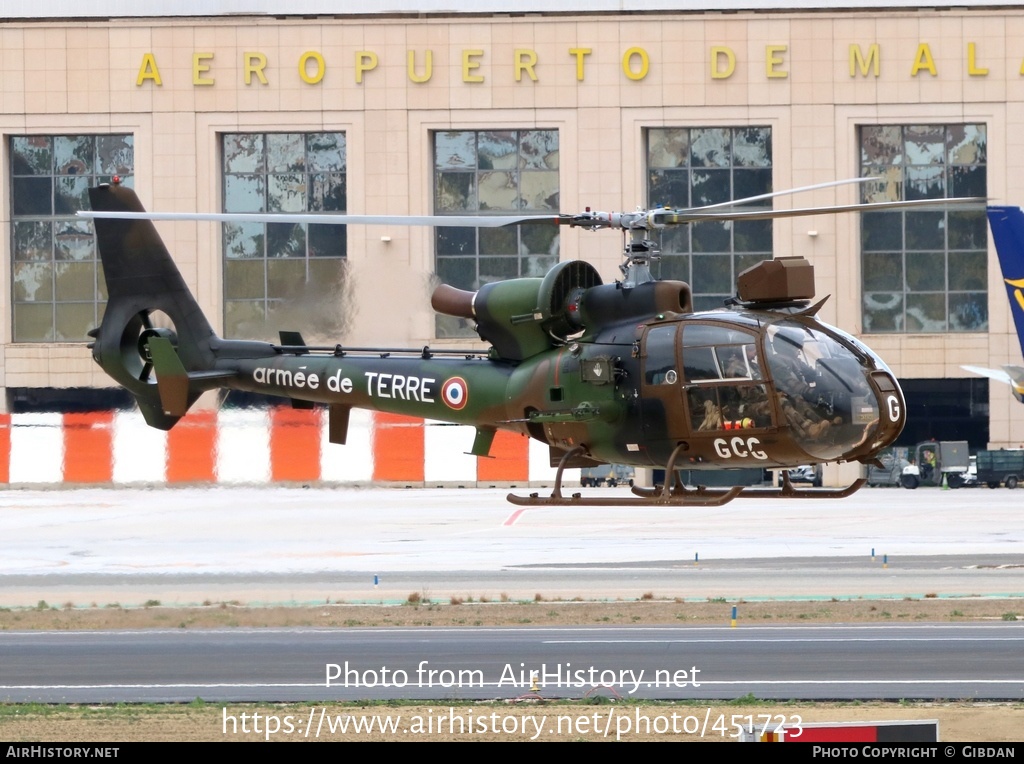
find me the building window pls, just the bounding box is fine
[222,132,347,340]
[11,134,133,342]
[434,130,559,337]
[860,124,987,333]
[647,127,773,311]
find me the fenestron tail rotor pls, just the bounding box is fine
[134,309,177,382]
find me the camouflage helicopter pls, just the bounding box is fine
[82,180,978,506]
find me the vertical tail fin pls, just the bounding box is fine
[89,183,218,429]
[975,206,1024,403]
[986,206,1024,361]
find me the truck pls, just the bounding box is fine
[866,447,910,487]
[976,449,1024,489]
[901,440,971,489]
[580,464,635,488]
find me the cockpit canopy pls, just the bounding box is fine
[644,315,891,461]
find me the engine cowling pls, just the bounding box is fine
[431,261,603,361]
[431,260,694,360]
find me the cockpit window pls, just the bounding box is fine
[680,324,768,430]
[643,324,677,384]
[689,383,771,431]
[683,346,719,381]
[681,325,761,382]
[682,324,758,346]
[765,321,879,460]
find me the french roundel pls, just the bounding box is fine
[442,377,469,410]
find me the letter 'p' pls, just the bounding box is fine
[325,663,342,686]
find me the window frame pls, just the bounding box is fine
[645,126,774,312]
[10,133,134,343]
[859,123,988,334]
[432,129,560,338]
[220,131,348,341]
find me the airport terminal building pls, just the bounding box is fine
[1,0,1022,484]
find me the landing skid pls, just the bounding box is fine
[507,444,742,507]
[743,472,866,499]
[506,486,744,507]
[506,449,866,507]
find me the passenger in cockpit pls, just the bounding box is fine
[770,339,838,440]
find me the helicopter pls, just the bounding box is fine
[81,179,980,506]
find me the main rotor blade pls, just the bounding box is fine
[654,196,987,225]
[682,177,874,212]
[78,210,566,228]
[79,190,985,231]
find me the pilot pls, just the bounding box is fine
[769,338,840,439]
[721,345,770,426]
[744,344,761,378]
[723,345,760,379]
[771,339,815,398]
[776,393,834,440]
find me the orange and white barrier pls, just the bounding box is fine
[0,408,565,486]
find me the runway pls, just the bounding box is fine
[2,484,1023,705]
[1,486,1022,606]
[2,624,1022,703]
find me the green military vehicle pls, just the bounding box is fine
[976,449,1024,489]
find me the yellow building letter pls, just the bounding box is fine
[299,51,325,84]
[622,47,649,81]
[136,53,162,86]
[463,49,484,83]
[569,47,591,81]
[355,51,378,84]
[408,50,432,83]
[193,53,214,86]
[515,49,538,82]
[711,46,736,79]
[765,45,788,78]
[244,52,268,85]
[967,42,989,76]
[911,43,937,77]
[849,43,880,77]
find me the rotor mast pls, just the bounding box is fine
[566,207,664,288]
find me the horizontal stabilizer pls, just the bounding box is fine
[148,336,236,416]
[962,364,1024,403]
[279,330,309,353]
[148,337,189,416]
[962,365,1014,387]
